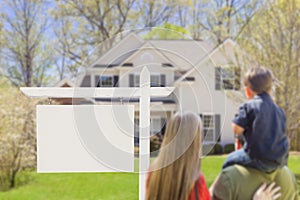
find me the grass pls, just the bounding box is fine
[0,155,299,199]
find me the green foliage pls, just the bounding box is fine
[238,0,300,150]
[223,143,235,154]
[202,143,223,156]
[1,0,54,86]
[0,78,38,190]
[213,143,223,155]
[144,23,190,40]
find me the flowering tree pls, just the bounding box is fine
[0,78,38,190]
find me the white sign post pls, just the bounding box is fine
[21,67,174,200]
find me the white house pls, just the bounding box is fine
[65,32,245,145]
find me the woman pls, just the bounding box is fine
[146,112,209,200]
[146,112,281,200]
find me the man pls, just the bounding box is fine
[211,165,298,200]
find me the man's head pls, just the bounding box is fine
[243,67,273,99]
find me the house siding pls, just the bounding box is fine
[176,61,238,144]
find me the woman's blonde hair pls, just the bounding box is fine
[146,112,202,200]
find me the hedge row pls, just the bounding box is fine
[202,143,235,156]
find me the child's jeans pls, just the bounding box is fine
[222,149,281,173]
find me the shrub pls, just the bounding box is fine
[213,143,223,155]
[223,143,235,154]
[150,134,163,156]
[202,143,223,156]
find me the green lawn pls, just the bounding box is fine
[0,155,299,200]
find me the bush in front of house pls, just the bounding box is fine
[202,143,224,156]
[213,143,223,155]
[223,143,235,154]
[150,134,163,156]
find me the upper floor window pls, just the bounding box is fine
[129,74,140,87]
[129,74,166,87]
[215,66,240,90]
[151,74,165,87]
[95,75,119,87]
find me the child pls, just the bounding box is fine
[223,67,289,172]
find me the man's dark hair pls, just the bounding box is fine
[244,67,273,93]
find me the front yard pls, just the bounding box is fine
[0,155,298,199]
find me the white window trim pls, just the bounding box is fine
[133,74,140,87]
[201,113,215,142]
[150,73,161,87]
[98,75,114,87]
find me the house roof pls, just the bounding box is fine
[75,33,238,87]
[54,78,75,87]
[175,38,238,84]
[90,32,215,72]
[118,41,179,69]
[148,40,214,71]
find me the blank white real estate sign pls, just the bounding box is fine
[37,105,134,173]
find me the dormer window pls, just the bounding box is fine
[215,66,240,90]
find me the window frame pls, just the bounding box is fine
[221,67,235,90]
[96,75,114,87]
[150,74,161,87]
[215,65,240,91]
[201,113,215,142]
[133,74,140,87]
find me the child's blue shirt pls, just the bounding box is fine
[232,92,289,166]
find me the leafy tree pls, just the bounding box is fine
[178,0,261,44]
[239,0,300,149]
[131,0,178,28]
[0,78,38,190]
[0,0,53,87]
[52,0,136,69]
[143,23,190,40]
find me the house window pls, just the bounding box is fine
[200,114,221,142]
[129,74,166,87]
[96,75,114,87]
[150,75,160,87]
[151,74,166,87]
[150,118,163,135]
[134,117,166,138]
[134,75,140,87]
[134,118,139,146]
[95,75,118,87]
[203,114,215,142]
[129,74,140,87]
[215,66,240,90]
